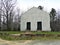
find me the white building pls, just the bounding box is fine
[20,7,51,31]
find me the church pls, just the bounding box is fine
[20,7,51,31]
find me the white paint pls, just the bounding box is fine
[20,7,51,31]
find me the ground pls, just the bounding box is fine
[0,31,60,45]
[0,31,60,40]
[0,39,60,45]
[0,39,32,45]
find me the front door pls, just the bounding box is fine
[37,22,42,30]
[27,22,31,30]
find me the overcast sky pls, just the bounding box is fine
[17,0,60,12]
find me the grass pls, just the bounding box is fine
[0,31,60,40]
[32,31,60,34]
[0,31,25,34]
[0,31,60,34]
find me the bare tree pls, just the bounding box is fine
[0,0,17,30]
[0,0,2,30]
[13,8,20,31]
[16,8,20,30]
[0,5,1,30]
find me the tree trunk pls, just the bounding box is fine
[6,11,9,30]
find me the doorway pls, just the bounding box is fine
[37,22,42,30]
[26,22,31,30]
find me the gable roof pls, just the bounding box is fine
[21,7,49,16]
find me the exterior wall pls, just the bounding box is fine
[20,7,51,31]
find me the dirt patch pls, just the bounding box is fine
[0,38,32,45]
